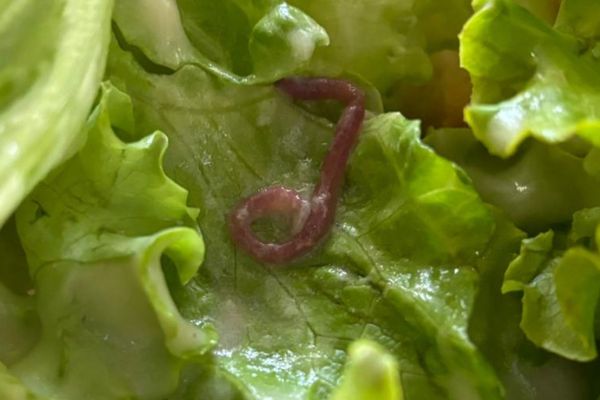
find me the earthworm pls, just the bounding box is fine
[228,77,365,264]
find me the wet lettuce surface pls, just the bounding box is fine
[2,1,600,399]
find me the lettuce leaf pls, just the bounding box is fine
[285,0,432,91]
[113,0,329,83]
[429,124,600,363]
[9,85,215,399]
[4,1,599,398]
[426,128,600,231]
[555,0,600,39]
[113,0,475,95]
[0,283,38,366]
[106,37,507,399]
[415,0,473,51]
[330,340,403,400]
[502,209,600,361]
[0,362,45,400]
[0,0,114,227]
[461,0,600,157]
[0,218,32,296]
[514,0,561,23]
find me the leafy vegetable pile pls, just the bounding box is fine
[2,0,600,399]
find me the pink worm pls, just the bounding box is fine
[228,77,365,264]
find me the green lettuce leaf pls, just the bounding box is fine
[415,0,473,51]
[9,85,215,399]
[330,340,403,400]
[113,0,475,95]
[502,209,600,361]
[379,1,472,125]
[467,205,600,399]
[427,129,600,365]
[0,362,45,400]
[106,38,506,399]
[0,0,114,227]
[555,0,600,39]
[0,218,32,296]
[514,0,561,23]
[426,128,600,232]
[0,284,38,366]
[113,0,329,82]
[285,0,431,91]
[461,0,600,157]
[3,1,600,399]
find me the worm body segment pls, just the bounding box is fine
[229,77,365,264]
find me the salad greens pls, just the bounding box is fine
[462,0,600,157]
[13,83,214,400]
[0,0,114,227]
[329,340,404,400]
[502,208,600,362]
[3,0,600,399]
[107,41,500,398]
